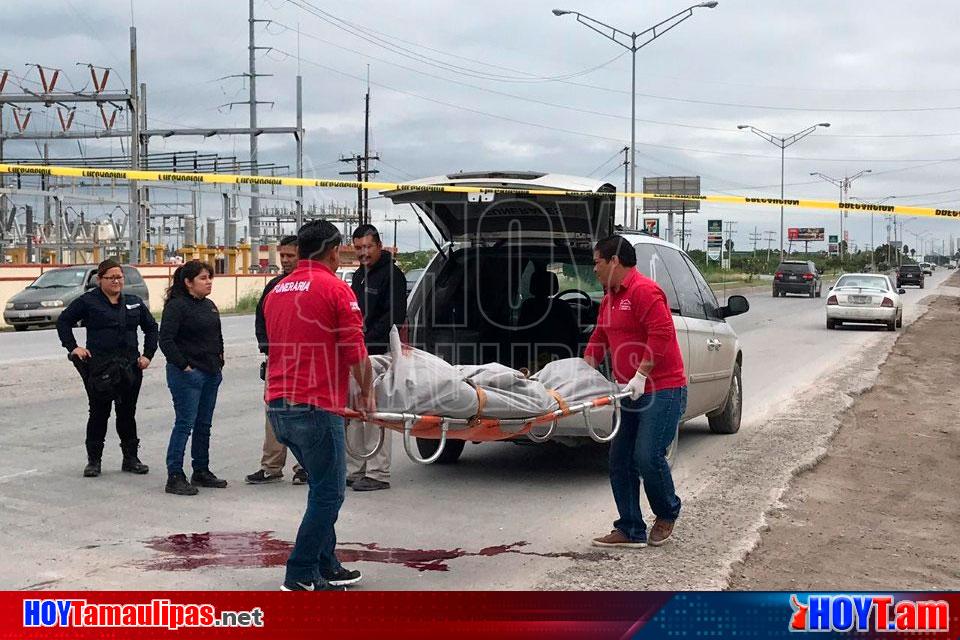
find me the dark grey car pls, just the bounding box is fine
[3,265,150,331]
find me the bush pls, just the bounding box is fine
[232,289,261,314]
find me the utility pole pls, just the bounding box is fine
[621,146,629,224]
[384,216,403,251]
[130,26,140,261]
[722,221,737,269]
[749,226,760,256]
[763,230,776,264]
[363,67,372,222]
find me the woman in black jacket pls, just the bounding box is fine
[158,260,226,496]
[56,259,157,478]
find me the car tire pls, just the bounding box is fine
[826,318,836,330]
[815,285,822,298]
[887,320,897,332]
[14,325,28,332]
[920,282,924,289]
[809,286,815,298]
[896,314,903,328]
[415,437,465,464]
[772,289,778,298]
[708,362,742,435]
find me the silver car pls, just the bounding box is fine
[385,171,748,463]
[825,273,904,331]
[3,265,150,331]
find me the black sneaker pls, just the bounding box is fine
[191,469,228,488]
[322,566,362,587]
[292,469,309,485]
[280,580,344,591]
[352,477,390,492]
[246,469,283,484]
[166,471,199,496]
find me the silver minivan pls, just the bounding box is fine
[385,171,748,463]
[3,265,150,331]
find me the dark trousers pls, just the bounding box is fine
[75,359,143,460]
[165,364,223,475]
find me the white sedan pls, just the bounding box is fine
[826,273,905,331]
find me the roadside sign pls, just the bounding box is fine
[788,227,825,241]
[643,218,660,237]
[707,219,722,261]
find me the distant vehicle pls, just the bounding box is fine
[773,260,822,298]
[918,262,934,275]
[404,268,425,295]
[826,273,904,331]
[896,264,924,289]
[335,267,357,285]
[3,265,150,332]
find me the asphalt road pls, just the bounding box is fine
[0,270,952,590]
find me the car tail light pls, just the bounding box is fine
[802,273,814,280]
[775,272,783,280]
[881,297,894,307]
[827,295,838,305]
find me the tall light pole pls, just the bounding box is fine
[738,123,830,261]
[809,170,871,264]
[848,195,895,270]
[554,2,719,231]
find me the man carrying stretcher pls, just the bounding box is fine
[584,235,688,549]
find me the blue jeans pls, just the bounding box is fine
[267,399,346,586]
[609,386,687,542]
[165,364,223,475]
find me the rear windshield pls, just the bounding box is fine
[778,263,811,273]
[835,275,889,290]
[30,268,90,289]
[900,265,921,272]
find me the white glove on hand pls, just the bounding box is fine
[623,370,647,401]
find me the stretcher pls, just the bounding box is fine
[343,388,630,465]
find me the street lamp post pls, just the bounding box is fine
[737,123,830,261]
[810,170,871,264]
[554,2,719,232]
[848,195,895,270]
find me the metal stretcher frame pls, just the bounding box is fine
[343,390,631,465]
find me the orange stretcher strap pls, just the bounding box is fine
[547,389,570,416]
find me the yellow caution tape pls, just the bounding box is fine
[2,163,958,221]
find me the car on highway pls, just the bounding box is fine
[919,262,934,275]
[385,171,749,463]
[896,264,924,289]
[826,273,904,331]
[773,260,822,298]
[3,264,150,332]
[335,267,357,285]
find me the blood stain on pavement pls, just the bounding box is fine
[142,532,612,572]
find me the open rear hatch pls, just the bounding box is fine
[383,171,617,246]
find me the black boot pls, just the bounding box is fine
[84,441,103,478]
[166,471,198,496]
[120,439,149,474]
[191,469,228,488]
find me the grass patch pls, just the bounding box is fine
[231,290,261,315]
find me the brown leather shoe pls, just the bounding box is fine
[591,530,646,548]
[648,519,675,546]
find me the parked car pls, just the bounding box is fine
[335,267,357,285]
[3,264,150,331]
[896,264,924,288]
[773,260,822,298]
[384,171,749,463]
[405,268,425,295]
[826,273,904,331]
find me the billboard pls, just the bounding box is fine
[643,218,660,237]
[642,176,701,213]
[787,227,825,241]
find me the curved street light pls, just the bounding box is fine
[554,2,719,232]
[737,123,830,260]
[849,195,896,267]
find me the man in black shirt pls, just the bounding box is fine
[246,236,308,486]
[347,224,407,491]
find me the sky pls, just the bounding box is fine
[3,0,960,255]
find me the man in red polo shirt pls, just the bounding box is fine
[264,219,374,591]
[584,235,688,549]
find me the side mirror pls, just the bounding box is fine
[898,288,906,295]
[718,294,749,319]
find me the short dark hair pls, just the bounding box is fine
[278,235,298,247]
[351,224,381,244]
[96,259,122,279]
[297,220,341,260]
[594,235,637,267]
